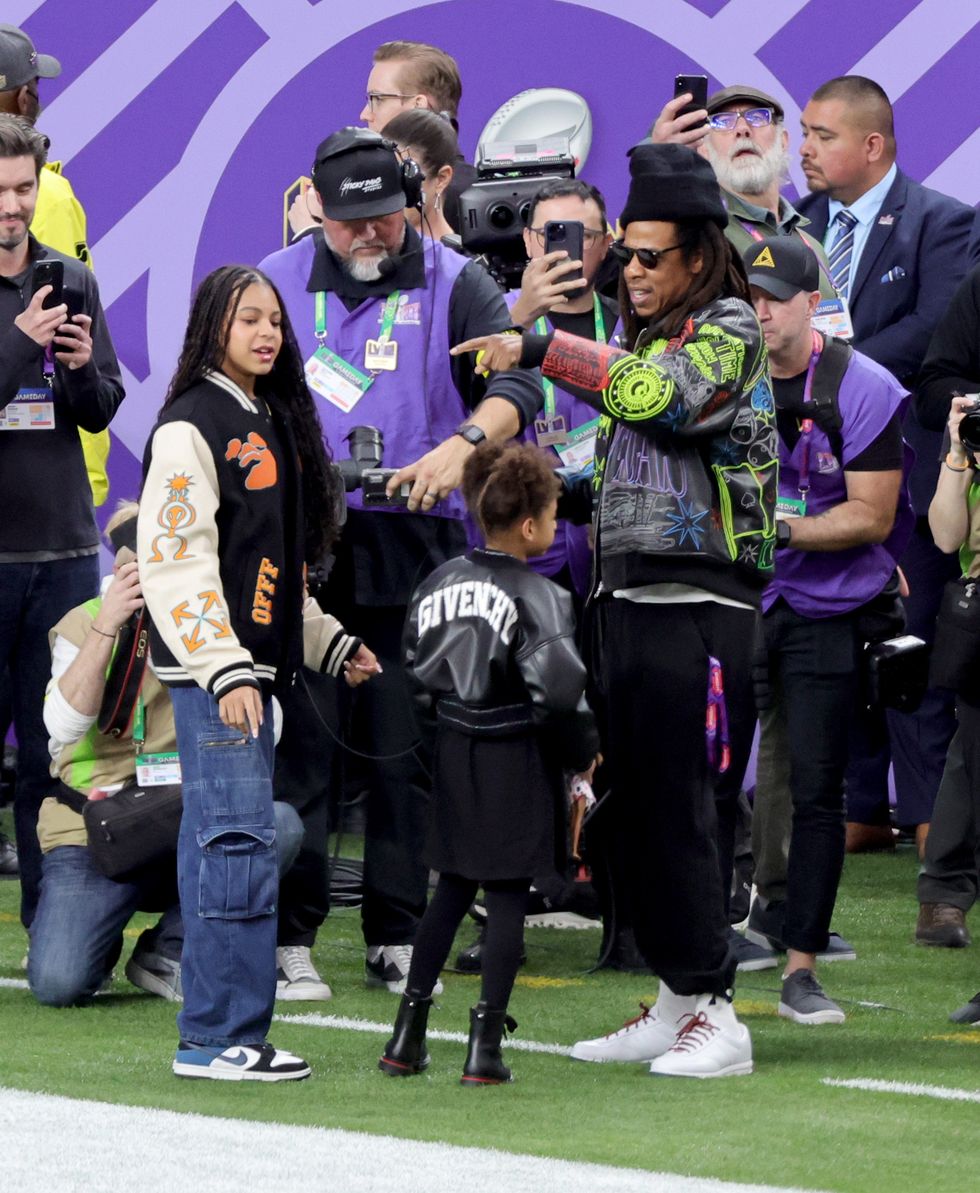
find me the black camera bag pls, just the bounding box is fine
[930,576,980,699]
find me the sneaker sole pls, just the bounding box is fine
[777,1001,846,1025]
[125,959,182,1002]
[735,955,779,972]
[816,948,857,963]
[172,1061,311,1081]
[649,1061,754,1079]
[365,973,444,996]
[569,1049,659,1063]
[275,982,333,1002]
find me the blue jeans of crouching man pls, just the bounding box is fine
[170,685,281,1047]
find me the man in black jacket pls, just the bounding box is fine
[0,114,123,929]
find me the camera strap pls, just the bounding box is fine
[97,608,150,740]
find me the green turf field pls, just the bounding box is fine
[1,823,978,1192]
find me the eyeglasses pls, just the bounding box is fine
[707,107,775,131]
[608,240,686,270]
[365,91,417,111]
[527,226,608,249]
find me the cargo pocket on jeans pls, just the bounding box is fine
[197,825,278,919]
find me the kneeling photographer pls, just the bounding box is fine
[28,504,302,1007]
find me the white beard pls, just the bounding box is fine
[344,253,389,281]
[706,137,789,197]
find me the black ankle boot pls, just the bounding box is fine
[454,926,528,975]
[460,1003,517,1085]
[379,994,432,1076]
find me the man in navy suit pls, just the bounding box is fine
[798,75,979,858]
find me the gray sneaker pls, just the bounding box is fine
[729,927,778,972]
[778,969,845,1025]
[126,950,183,1001]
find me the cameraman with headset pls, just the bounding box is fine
[260,126,541,995]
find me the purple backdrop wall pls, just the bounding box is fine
[10,0,980,515]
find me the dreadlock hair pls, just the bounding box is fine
[618,219,750,346]
[462,441,560,536]
[161,265,342,563]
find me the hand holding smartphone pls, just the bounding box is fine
[544,220,585,295]
[31,259,65,309]
[674,74,709,127]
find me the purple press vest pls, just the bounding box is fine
[261,235,471,522]
[764,346,915,619]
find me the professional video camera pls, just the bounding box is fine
[458,136,575,289]
[335,425,411,506]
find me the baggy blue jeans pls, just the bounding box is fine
[170,685,283,1047]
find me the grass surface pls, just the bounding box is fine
[1,823,979,1192]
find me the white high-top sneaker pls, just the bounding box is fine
[570,984,698,1063]
[648,993,753,1078]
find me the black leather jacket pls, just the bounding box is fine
[403,548,599,772]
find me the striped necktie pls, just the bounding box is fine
[827,208,858,298]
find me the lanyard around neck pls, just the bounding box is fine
[535,293,607,417]
[314,289,401,345]
[797,330,824,496]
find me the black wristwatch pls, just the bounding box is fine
[455,423,487,447]
[775,520,793,549]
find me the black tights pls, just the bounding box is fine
[407,872,530,1010]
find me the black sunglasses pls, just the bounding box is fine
[608,240,686,270]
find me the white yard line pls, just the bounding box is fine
[274,1010,572,1054]
[1,1086,827,1193]
[822,1077,980,1104]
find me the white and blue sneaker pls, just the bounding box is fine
[172,1040,311,1081]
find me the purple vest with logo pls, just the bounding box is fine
[764,348,915,618]
[261,235,470,521]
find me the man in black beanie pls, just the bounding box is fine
[452,142,778,1077]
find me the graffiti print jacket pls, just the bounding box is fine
[523,296,778,606]
[137,371,360,699]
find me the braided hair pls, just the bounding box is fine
[162,264,342,562]
[461,441,560,535]
[619,219,750,346]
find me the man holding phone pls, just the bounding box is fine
[505,178,615,600]
[0,114,124,931]
[651,83,835,302]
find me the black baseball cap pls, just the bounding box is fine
[743,237,819,301]
[706,84,784,122]
[0,25,60,92]
[312,127,406,221]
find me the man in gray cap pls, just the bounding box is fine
[651,83,835,299]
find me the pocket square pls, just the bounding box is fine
[880,266,907,284]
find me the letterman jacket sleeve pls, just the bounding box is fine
[137,420,259,698]
[301,596,363,677]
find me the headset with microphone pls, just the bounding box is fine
[311,127,424,214]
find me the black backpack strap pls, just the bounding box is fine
[809,335,852,467]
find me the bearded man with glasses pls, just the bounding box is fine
[651,85,835,301]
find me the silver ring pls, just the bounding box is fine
[424,491,438,500]
[68,361,77,370]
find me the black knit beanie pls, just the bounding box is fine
[620,142,727,229]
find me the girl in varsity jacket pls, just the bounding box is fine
[379,442,599,1085]
[138,265,377,1083]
